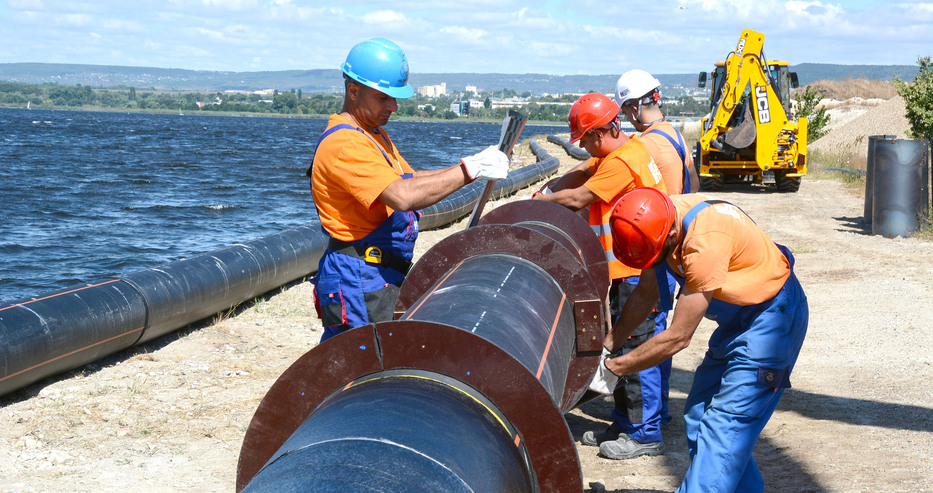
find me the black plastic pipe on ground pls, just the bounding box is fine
[546,135,591,161]
[0,143,562,398]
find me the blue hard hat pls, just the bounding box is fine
[341,38,414,99]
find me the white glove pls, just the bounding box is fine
[461,145,509,181]
[587,347,620,394]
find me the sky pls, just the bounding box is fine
[1,0,931,76]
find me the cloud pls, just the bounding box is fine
[361,9,409,24]
[0,1,930,75]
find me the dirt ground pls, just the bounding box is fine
[2,128,932,492]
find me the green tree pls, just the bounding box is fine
[484,97,491,110]
[273,91,299,112]
[894,56,933,139]
[793,85,831,142]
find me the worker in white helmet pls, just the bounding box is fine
[589,69,700,452]
[615,69,699,196]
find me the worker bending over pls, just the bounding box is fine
[593,188,808,492]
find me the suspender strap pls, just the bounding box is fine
[306,123,395,177]
[646,128,692,193]
[656,199,757,310]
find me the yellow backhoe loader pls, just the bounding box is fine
[695,29,807,192]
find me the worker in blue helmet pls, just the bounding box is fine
[307,38,510,342]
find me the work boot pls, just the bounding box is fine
[581,422,621,447]
[598,433,663,460]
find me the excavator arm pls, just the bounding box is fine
[696,29,808,192]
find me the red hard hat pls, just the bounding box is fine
[609,188,676,269]
[568,93,620,143]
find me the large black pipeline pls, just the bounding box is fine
[0,144,562,398]
[0,225,327,396]
[237,200,610,492]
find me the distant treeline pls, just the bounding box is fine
[0,62,921,94]
[0,81,709,121]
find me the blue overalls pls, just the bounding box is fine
[656,201,808,493]
[310,124,420,343]
[610,277,665,444]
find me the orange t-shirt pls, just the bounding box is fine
[667,194,790,305]
[641,121,693,195]
[310,114,416,241]
[585,135,667,280]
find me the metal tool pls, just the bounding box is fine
[465,109,528,229]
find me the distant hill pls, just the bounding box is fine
[0,62,919,95]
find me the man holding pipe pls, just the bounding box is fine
[309,38,509,342]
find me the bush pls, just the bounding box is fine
[793,85,831,142]
[894,56,933,139]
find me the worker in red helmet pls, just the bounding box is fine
[593,188,808,492]
[532,92,669,460]
[309,38,509,343]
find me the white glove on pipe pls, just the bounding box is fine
[587,347,620,395]
[461,145,509,181]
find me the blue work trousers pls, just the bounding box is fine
[677,273,808,493]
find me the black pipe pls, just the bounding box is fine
[419,152,559,230]
[0,143,562,398]
[400,253,575,406]
[237,200,609,492]
[242,369,536,493]
[546,135,591,161]
[0,225,326,396]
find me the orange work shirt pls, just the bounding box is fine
[310,114,416,242]
[585,135,667,280]
[641,121,693,195]
[668,194,791,305]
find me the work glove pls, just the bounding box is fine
[587,347,620,395]
[461,145,509,181]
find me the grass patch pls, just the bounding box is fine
[807,79,898,100]
[808,148,866,192]
[911,223,933,241]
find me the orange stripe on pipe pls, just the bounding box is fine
[0,279,123,313]
[402,260,465,320]
[535,292,567,380]
[0,325,145,383]
[514,434,522,447]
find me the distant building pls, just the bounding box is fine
[450,101,470,116]
[488,97,527,109]
[465,85,478,95]
[418,82,447,98]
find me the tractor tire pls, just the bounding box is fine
[700,173,723,191]
[775,171,801,193]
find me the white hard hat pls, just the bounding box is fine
[615,69,662,106]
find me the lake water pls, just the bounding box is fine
[0,107,567,303]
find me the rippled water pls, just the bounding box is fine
[0,107,566,303]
